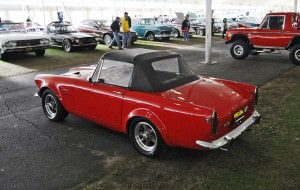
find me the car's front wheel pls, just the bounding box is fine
[129,118,166,157]
[35,49,46,56]
[42,89,68,121]
[146,32,155,41]
[289,45,300,65]
[62,39,73,52]
[172,29,180,38]
[230,40,250,59]
[103,34,113,46]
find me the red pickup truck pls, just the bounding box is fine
[225,12,300,65]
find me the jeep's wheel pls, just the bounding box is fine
[146,32,155,41]
[129,118,166,157]
[230,40,250,59]
[62,39,72,52]
[250,51,260,56]
[289,45,300,65]
[42,89,69,121]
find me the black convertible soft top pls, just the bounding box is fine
[101,48,180,64]
[100,48,198,92]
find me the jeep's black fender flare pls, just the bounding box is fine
[287,36,300,50]
[226,34,251,45]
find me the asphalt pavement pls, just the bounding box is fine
[0,40,295,190]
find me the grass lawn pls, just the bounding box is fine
[81,67,300,190]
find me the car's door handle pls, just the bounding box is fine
[113,91,124,95]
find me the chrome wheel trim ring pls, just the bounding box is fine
[294,49,300,61]
[63,40,71,52]
[147,34,155,41]
[104,35,112,46]
[44,94,57,119]
[134,121,158,152]
[233,44,244,56]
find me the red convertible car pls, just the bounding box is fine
[35,49,260,157]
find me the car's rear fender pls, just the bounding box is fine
[124,108,166,133]
[287,36,300,49]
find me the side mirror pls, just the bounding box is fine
[98,78,105,83]
[88,77,93,83]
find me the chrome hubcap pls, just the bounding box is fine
[45,94,57,119]
[63,40,71,52]
[234,44,244,56]
[134,122,157,152]
[147,34,155,41]
[104,35,112,46]
[295,49,300,61]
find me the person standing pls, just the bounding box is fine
[109,17,122,50]
[181,15,190,41]
[222,18,228,39]
[121,12,131,48]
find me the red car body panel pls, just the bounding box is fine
[35,65,257,150]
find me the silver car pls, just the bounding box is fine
[0,22,50,60]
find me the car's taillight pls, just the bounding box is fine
[211,111,219,135]
[253,87,258,105]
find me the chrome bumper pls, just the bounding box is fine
[196,111,261,150]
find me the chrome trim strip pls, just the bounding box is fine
[196,111,261,149]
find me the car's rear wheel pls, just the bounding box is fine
[88,45,97,50]
[35,49,46,56]
[129,118,166,157]
[0,53,7,61]
[146,32,155,41]
[230,40,250,59]
[289,45,300,65]
[62,39,72,52]
[42,89,68,121]
[103,34,113,46]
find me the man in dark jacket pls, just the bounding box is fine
[109,17,122,50]
[181,15,190,41]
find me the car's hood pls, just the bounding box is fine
[161,78,249,118]
[0,32,49,42]
[53,32,94,38]
[228,27,258,32]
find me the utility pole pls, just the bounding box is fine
[295,0,298,12]
[202,0,216,64]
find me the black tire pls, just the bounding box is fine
[289,45,300,65]
[0,53,7,61]
[62,39,73,52]
[250,51,260,56]
[35,49,46,56]
[198,29,205,36]
[162,37,170,41]
[129,118,166,157]
[172,29,180,38]
[42,89,68,121]
[230,40,250,60]
[146,32,155,41]
[103,34,113,46]
[88,45,97,50]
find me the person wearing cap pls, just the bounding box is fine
[121,12,132,48]
[181,15,190,41]
[109,17,122,50]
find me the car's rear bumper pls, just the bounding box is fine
[196,110,261,150]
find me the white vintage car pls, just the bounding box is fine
[0,22,50,60]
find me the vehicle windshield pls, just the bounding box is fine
[96,20,111,27]
[54,25,77,33]
[0,23,26,33]
[140,18,155,25]
[150,56,199,91]
[213,18,222,23]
